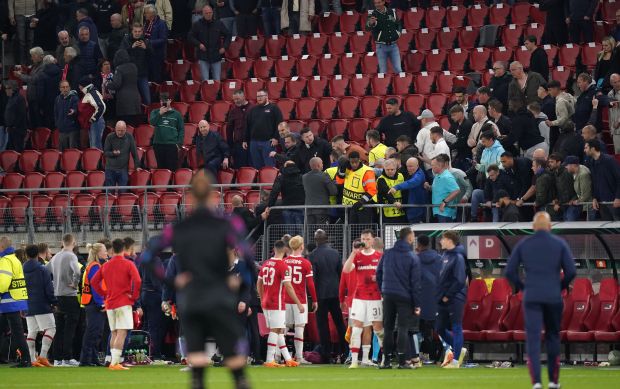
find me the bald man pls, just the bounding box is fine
[505,212,576,389]
[303,157,337,225]
[508,61,546,105]
[104,121,141,187]
[389,157,426,223]
[195,120,230,176]
[107,14,126,62]
[55,30,80,67]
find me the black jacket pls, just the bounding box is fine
[483,170,517,201]
[504,108,545,151]
[494,114,513,136]
[553,166,577,205]
[294,138,333,174]
[195,131,230,165]
[33,3,61,52]
[565,0,597,20]
[309,243,342,300]
[449,118,473,160]
[64,57,84,91]
[107,50,142,116]
[530,47,549,81]
[120,34,152,78]
[535,168,558,212]
[574,84,598,131]
[268,164,305,206]
[503,157,533,198]
[554,131,584,162]
[4,91,28,131]
[232,206,259,233]
[106,27,126,62]
[489,72,513,109]
[590,154,620,202]
[187,18,231,63]
[245,103,282,142]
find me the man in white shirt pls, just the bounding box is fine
[416,109,440,170]
[420,126,451,170]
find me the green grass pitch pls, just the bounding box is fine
[2,365,620,388]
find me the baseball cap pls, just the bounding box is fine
[564,155,580,166]
[417,109,434,120]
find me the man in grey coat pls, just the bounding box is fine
[103,120,141,188]
[303,157,337,225]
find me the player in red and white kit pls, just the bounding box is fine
[283,236,317,365]
[342,229,384,369]
[257,240,304,368]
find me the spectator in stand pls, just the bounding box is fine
[137,244,166,362]
[389,157,426,223]
[8,0,37,65]
[62,46,83,91]
[56,30,80,68]
[500,151,533,202]
[309,229,347,364]
[488,100,512,138]
[476,131,505,179]
[152,0,173,30]
[504,98,548,159]
[545,80,575,145]
[539,0,567,46]
[227,90,253,168]
[75,8,98,42]
[366,0,402,74]
[508,61,545,105]
[195,119,229,176]
[573,73,599,132]
[0,83,7,153]
[548,153,579,221]
[47,234,82,367]
[581,124,604,161]
[0,237,31,368]
[532,158,558,219]
[416,109,441,170]
[471,164,513,223]
[449,105,473,171]
[468,105,500,158]
[524,35,549,81]
[565,0,597,44]
[272,132,299,166]
[553,121,584,162]
[38,55,61,129]
[584,140,620,221]
[376,97,420,148]
[3,80,28,152]
[14,47,44,128]
[121,0,144,27]
[444,86,475,120]
[107,50,142,126]
[244,89,282,169]
[268,160,306,225]
[281,0,314,35]
[474,87,492,109]
[527,102,551,148]
[605,75,620,153]
[93,0,122,41]
[261,0,282,36]
[79,78,106,150]
[231,195,258,232]
[420,126,451,170]
[594,37,617,94]
[376,159,407,224]
[293,128,332,174]
[445,163,473,206]
[77,26,103,79]
[615,9,620,42]
[143,5,168,83]
[104,120,141,187]
[31,0,60,53]
[303,157,337,225]
[78,243,106,367]
[54,80,80,151]
[538,84,557,123]
[488,61,512,110]
[564,156,593,220]
[365,130,387,167]
[331,135,368,164]
[121,23,152,105]
[230,0,258,37]
[106,14,125,62]
[210,0,236,35]
[150,92,184,171]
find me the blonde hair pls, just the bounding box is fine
[86,243,106,264]
[289,236,304,251]
[600,36,617,60]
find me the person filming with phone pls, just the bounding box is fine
[149,92,184,171]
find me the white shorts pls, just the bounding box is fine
[263,309,286,329]
[350,299,383,325]
[285,303,308,326]
[26,313,56,332]
[106,305,134,331]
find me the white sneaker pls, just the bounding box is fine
[360,360,377,367]
[63,359,80,367]
[533,384,542,389]
[458,347,468,366]
[180,366,191,372]
[548,383,561,389]
[348,362,359,369]
[53,360,62,367]
[297,358,312,365]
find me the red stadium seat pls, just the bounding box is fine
[514,46,532,68]
[504,293,526,342]
[318,12,339,34]
[72,193,95,224]
[0,150,20,172]
[426,49,447,72]
[138,192,160,223]
[60,149,82,172]
[581,42,603,68]
[601,0,620,22]
[370,74,392,96]
[244,78,265,100]
[437,27,458,50]
[327,119,348,139]
[328,76,349,98]
[31,127,51,150]
[245,190,261,211]
[338,96,360,119]
[173,168,192,189]
[583,279,619,341]
[159,192,181,222]
[258,167,279,190]
[307,119,326,137]
[414,28,437,52]
[221,80,243,101]
[317,97,338,120]
[491,46,514,65]
[166,39,183,61]
[340,10,360,33]
[296,98,317,120]
[446,5,467,28]
[167,60,191,82]
[361,53,380,75]
[467,3,488,27]
[525,23,545,45]
[274,56,297,78]
[81,148,102,171]
[458,26,479,50]
[501,24,524,48]
[403,94,425,115]
[265,35,286,58]
[236,167,258,191]
[158,81,180,100]
[200,80,221,102]
[297,55,317,78]
[327,32,348,56]
[285,77,307,99]
[94,193,116,225]
[231,58,254,80]
[188,101,209,124]
[397,29,414,52]
[183,123,197,146]
[413,72,435,95]
[436,72,457,94]
[551,66,571,89]
[32,195,52,224]
[210,101,231,123]
[18,150,40,173]
[510,2,531,25]
[349,74,371,97]
[276,98,296,121]
[266,77,286,99]
[10,195,29,225]
[489,3,510,25]
[44,172,65,195]
[65,171,86,189]
[463,279,490,341]
[348,118,370,142]
[226,36,244,59]
[179,80,200,103]
[339,53,361,76]
[349,31,372,54]
[134,124,155,148]
[543,44,559,67]
[558,43,580,68]
[480,279,512,341]
[129,169,151,194]
[24,172,44,190]
[190,62,203,82]
[530,3,547,24]
[392,73,413,95]
[402,7,425,30]
[469,47,492,72]
[128,147,145,173]
[217,169,235,185]
[253,57,275,79]
[115,192,139,224]
[447,48,469,73]
[403,50,425,73]
[561,278,593,341]
[86,171,105,194]
[360,96,382,118]
[317,54,338,76]
[426,94,448,115]
[307,33,328,56]
[244,35,265,58]
[151,169,173,193]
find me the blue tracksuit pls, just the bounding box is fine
[23,259,57,316]
[418,249,442,321]
[376,240,422,307]
[436,248,467,360]
[505,230,576,386]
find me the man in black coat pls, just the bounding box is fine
[525,35,549,81]
[120,23,153,105]
[105,13,125,62]
[3,80,28,152]
[500,151,533,201]
[488,61,513,112]
[267,161,305,226]
[565,0,597,44]
[293,128,333,174]
[188,4,231,81]
[540,0,568,45]
[573,73,599,132]
[195,120,229,176]
[448,104,473,171]
[309,229,347,363]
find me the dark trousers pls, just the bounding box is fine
[419,318,439,360]
[287,11,300,34]
[599,204,620,221]
[58,131,80,151]
[568,19,593,44]
[7,128,27,152]
[54,296,81,361]
[239,306,262,361]
[436,300,465,360]
[236,13,258,38]
[230,143,249,168]
[153,144,179,171]
[104,169,129,187]
[142,291,165,359]
[0,311,31,363]
[79,304,105,364]
[382,294,413,364]
[524,301,563,385]
[316,297,347,361]
[204,158,222,177]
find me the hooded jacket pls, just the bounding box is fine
[23,258,57,316]
[107,50,142,116]
[268,164,305,207]
[477,140,505,175]
[376,239,421,307]
[393,167,427,222]
[437,247,467,303]
[54,90,80,133]
[418,248,442,320]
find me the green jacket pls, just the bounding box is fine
[149,108,185,145]
[573,164,592,209]
[366,7,401,45]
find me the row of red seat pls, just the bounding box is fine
[463,277,620,343]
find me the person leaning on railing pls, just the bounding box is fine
[103,120,141,187]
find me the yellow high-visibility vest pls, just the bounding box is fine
[378,173,406,218]
[342,165,375,205]
[325,167,338,205]
[369,143,388,166]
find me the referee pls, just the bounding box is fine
[505,212,576,389]
[141,170,252,389]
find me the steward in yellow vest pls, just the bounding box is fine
[0,243,28,313]
[335,151,377,223]
[376,160,408,223]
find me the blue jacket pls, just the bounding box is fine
[574,84,598,131]
[590,153,620,202]
[145,16,168,59]
[86,262,104,306]
[77,17,99,42]
[478,140,505,175]
[437,248,467,302]
[418,248,442,320]
[162,254,178,303]
[77,40,103,76]
[376,240,421,307]
[54,91,80,133]
[140,256,164,294]
[23,259,57,315]
[393,168,427,222]
[505,230,576,304]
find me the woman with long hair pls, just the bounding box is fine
[78,243,107,366]
[595,36,617,94]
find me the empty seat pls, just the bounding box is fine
[129,169,151,194]
[18,150,40,173]
[276,98,296,121]
[558,43,580,68]
[266,77,286,99]
[245,190,261,211]
[525,23,545,45]
[72,193,95,224]
[200,80,221,102]
[480,278,512,341]
[244,78,266,100]
[210,101,231,123]
[457,26,479,50]
[360,96,382,118]
[285,77,307,100]
[581,42,603,68]
[220,79,243,101]
[167,60,191,82]
[179,80,200,103]
[413,72,435,95]
[427,93,449,115]
[138,192,160,223]
[115,192,139,224]
[370,74,392,96]
[188,101,209,124]
[491,46,514,65]
[402,7,425,30]
[348,118,370,142]
[551,66,571,89]
[0,150,20,172]
[297,55,317,78]
[446,5,467,28]
[318,12,339,33]
[403,50,425,73]
[173,168,193,189]
[286,34,307,58]
[317,54,338,76]
[467,3,488,27]
[397,29,414,52]
[65,171,86,189]
[217,169,235,185]
[328,32,348,55]
[44,172,65,195]
[582,279,619,342]
[469,47,492,72]
[317,97,338,120]
[463,279,490,341]
[274,56,297,78]
[60,149,82,172]
[151,169,173,192]
[349,31,372,54]
[81,148,103,171]
[31,127,51,150]
[253,57,275,79]
[340,10,360,33]
[339,53,361,76]
[86,171,105,194]
[349,74,371,97]
[134,125,155,148]
[501,24,524,48]
[447,48,469,73]
[24,172,44,190]
[158,81,181,100]
[236,167,258,191]
[414,28,437,52]
[328,75,349,98]
[392,73,413,95]
[244,35,266,58]
[10,195,29,225]
[426,49,447,72]
[183,123,197,146]
[338,96,360,119]
[258,167,279,190]
[437,27,458,50]
[511,2,531,25]
[561,278,593,341]
[32,195,52,224]
[489,3,510,25]
[403,94,426,115]
[327,119,348,139]
[296,98,317,120]
[159,192,181,222]
[514,46,532,68]
[307,33,328,56]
